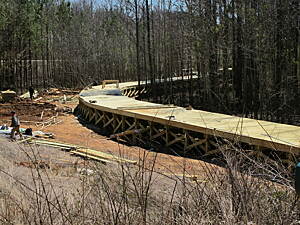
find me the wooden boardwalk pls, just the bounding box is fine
[78,79,300,162]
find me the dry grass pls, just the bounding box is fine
[0,137,299,225]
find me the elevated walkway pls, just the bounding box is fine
[77,78,300,165]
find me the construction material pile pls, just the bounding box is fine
[27,139,137,165]
[1,90,17,102]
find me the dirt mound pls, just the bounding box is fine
[0,102,56,122]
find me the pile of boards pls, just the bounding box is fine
[27,139,137,165]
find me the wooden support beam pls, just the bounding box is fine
[84,107,91,119]
[205,134,208,153]
[209,140,219,148]
[165,125,169,146]
[185,139,206,151]
[127,89,134,97]
[110,127,150,139]
[125,122,135,132]
[121,116,125,131]
[151,130,166,140]
[133,118,138,143]
[89,109,96,122]
[113,116,123,133]
[95,113,105,125]
[138,122,146,130]
[103,117,114,128]
[103,112,111,122]
[112,114,118,131]
[133,89,140,97]
[149,121,153,140]
[166,135,185,147]
[184,130,188,152]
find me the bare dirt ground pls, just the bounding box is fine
[43,114,222,176]
[0,136,185,224]
[0,91,222,178]
[0,90,297,224]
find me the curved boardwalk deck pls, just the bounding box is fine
[77,79,300,164]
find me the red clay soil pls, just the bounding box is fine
[43,113,222,177]
[0,96,222,177]
[0,101,57,122]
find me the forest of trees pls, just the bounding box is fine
[0,0,299,124]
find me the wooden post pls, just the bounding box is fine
[165,125,169,146]
[122,116,125,131]
[133,118,137,144]
[184,129,188,155]
[113,114,117,131]
[205,134,208,153]
[149,121,153,141]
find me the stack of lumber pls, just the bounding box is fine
[70,148,136,164]
[28,139,136,165]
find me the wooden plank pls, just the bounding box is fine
[185,139,206,150]
[70,151,112,163]
[113,117,123,133]
[95,113,105,125]
[117,105,176,110]
[166,135,185,147]
[89,109,96,122]
[151,130,166,140]
[103,117,114,128]
[32,140,78,148]
[74,148,137,164]
[79,77,300,154]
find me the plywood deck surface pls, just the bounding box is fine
[79,80,300,152]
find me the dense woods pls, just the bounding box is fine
[0,0,299,124]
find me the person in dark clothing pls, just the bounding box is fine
[10,111,22,140]
[29,86,34,100]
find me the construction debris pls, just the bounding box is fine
[1,90,17,102]
[71,151,111,164]
[36,114,62,129]
[30,139,77,149]
[20,91,39,99]
[27,139,137,165]
[46,88,79,96]
[71,148,137,164]
[55,106,73,114]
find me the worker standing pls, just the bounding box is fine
[29,86,34,100]
[10,111,22,140]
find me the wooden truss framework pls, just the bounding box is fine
[77,102,299,167]
[120,79,200,99]
[77,103,215,154]
[121,86,150,98]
